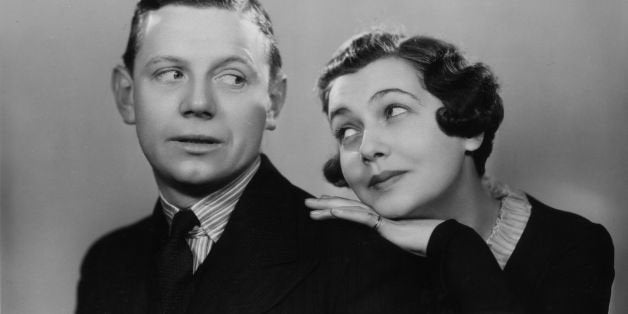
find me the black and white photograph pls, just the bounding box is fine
[1,0,626,313]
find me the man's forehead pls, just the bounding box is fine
[141,5,269,54]
[142,6,259,42]
[136,5,270,69]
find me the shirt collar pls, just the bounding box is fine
[159,156,261,241]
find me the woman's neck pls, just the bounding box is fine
[427,159,501,240]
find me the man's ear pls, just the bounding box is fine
[265,74,287,131]
[111,65,136,124]
[464,133,484,152]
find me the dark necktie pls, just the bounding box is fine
[157,209,200,314]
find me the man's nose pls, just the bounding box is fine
[179,79,216,119]
[359,129,390,164]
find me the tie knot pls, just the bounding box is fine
[170,210,200,238]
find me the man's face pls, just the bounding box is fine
[116,6,283,196]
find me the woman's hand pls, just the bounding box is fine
[305,196,444,257]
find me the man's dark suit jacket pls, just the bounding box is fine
[76,155,431,313]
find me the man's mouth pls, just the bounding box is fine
[170,135,223,154]
[368,170,407,190]
[171,135,221,144]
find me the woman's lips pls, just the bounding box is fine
[368,170,407,190]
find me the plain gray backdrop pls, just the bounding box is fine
[1,0,627,313]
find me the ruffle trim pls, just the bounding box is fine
[483,177,532,269]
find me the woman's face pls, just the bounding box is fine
[326,57,479,219]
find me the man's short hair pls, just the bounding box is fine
[122,0,282,80]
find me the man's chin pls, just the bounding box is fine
[174,173,231,190]
[155,167,231,193]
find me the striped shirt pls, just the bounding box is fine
[159,157,261,272]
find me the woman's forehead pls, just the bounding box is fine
[327,58,424,113]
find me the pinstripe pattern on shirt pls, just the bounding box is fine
[159,157,261,272]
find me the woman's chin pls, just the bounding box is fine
[371,204,412,220]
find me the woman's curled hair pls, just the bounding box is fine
[317,31,504,187]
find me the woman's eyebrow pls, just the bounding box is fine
[329,87,420,120]
[328,106,350,122]
[370,88,419,102]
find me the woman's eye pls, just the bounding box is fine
[155,70,185,83]
[334,127,361,147]
[334,127,357,140]
[384,105,408,118]
[217,73,246,88]
[341,128,359,139]
[337,127,362,150]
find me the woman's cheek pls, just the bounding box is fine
[340,154,366,187]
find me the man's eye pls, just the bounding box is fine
[385,105,408,118]
[155,70,185,83]
[217,73,246,88]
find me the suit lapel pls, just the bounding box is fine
[187,155,319,314]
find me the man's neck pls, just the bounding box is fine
[157,185,210,209]
[155,157,262,208]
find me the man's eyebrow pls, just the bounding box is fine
[370,88,419,102]
[213,55,256,69]
[143,56,184,68]
[143,55,256,71]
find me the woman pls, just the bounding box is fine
[306,31,614,313]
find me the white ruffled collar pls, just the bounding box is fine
[483,177,532,269]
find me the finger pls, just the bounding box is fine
[327,206,382,228]
[309,209,336,220]
[309,206,372,221]
[305,197,367,210]
[319,194,356,201]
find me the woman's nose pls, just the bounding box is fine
[359,129,390,163]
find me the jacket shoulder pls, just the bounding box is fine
[80,216,156,273]
[515,195,614,278]
[526,195,612,244]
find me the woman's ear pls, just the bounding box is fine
[265,74,287,131]
[111,65,136,124]
[464,133,484,152]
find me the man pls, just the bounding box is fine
[76,1,427,313]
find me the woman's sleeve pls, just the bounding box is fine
[427,220,522,313]
[426,219,614,314]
